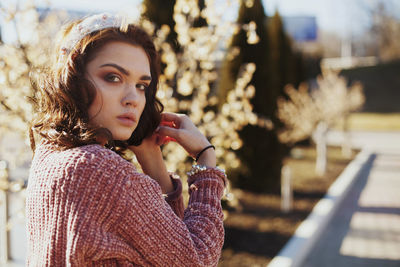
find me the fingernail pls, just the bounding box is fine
[155,126,160,132]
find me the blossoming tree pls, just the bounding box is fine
[138,0,273,181]
[277,71,365,175]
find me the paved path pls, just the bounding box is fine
[301,131,400,267]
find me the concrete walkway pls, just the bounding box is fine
[269,131,400,267]
[302,131,400,266]
[302,153,400,266]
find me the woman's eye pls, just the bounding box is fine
[137,84,149,91]
[104,74,121,83]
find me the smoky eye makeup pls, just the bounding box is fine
[97,63,152,88]
[136,83,149,91]
[103,73,122,83]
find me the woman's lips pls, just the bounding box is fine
[117,115,136,126]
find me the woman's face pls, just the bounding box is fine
[85,41,150,141]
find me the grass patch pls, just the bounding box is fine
[333,113,400,131]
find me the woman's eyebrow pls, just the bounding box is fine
[140,75,152,81]
[99,63,151,81]
[100,63,129,75]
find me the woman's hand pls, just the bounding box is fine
[128,112,216,192]
[156,112,216,167]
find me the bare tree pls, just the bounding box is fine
[355,0,400,61]
[372,3,400,60]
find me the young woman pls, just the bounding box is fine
[26,13,227,266]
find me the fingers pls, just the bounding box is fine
[157,113,183,146]
[161,112,187,128]
[156,125,180,146]
[158,112,210,157]
[161,112,180,123]
[156,125,180,141]
[160,120,177,129]
[156,135,176,146]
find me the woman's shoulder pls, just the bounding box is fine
[68,144,134,173]
[72,144,124,163]
[34,141,134,175]
[32,140,158,189]
[33,141,155,192]
[65,145,160,201]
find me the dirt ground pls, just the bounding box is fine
[218,145,357,266]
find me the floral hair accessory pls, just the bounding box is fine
[60,13,125,55]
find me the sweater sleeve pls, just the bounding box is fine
[164,173,185,219]
[116,166,226,267]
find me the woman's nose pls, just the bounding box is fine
[122,84,140,107]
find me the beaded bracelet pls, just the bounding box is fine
[187,164,227,179]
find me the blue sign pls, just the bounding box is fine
[283,16,317,42]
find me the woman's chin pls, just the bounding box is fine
[111,131,134,142]
[113,137,130,143]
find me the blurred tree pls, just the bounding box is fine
[370,2,400,61]
[0,4,62,149]
[0,4,65,247]
[138,0,272,185]
[277,72,365,175]
[351,0,400,60]
[268,11,303,94]
[218,0,284,193]
[142,0,208,51]
[142,0,209,101]
[193,0,207,28]
[142,0,179,52]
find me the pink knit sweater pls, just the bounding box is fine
[26,141,227,266]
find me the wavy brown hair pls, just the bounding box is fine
[30,18,163,155]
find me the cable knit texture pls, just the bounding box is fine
[26,140,227,266]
